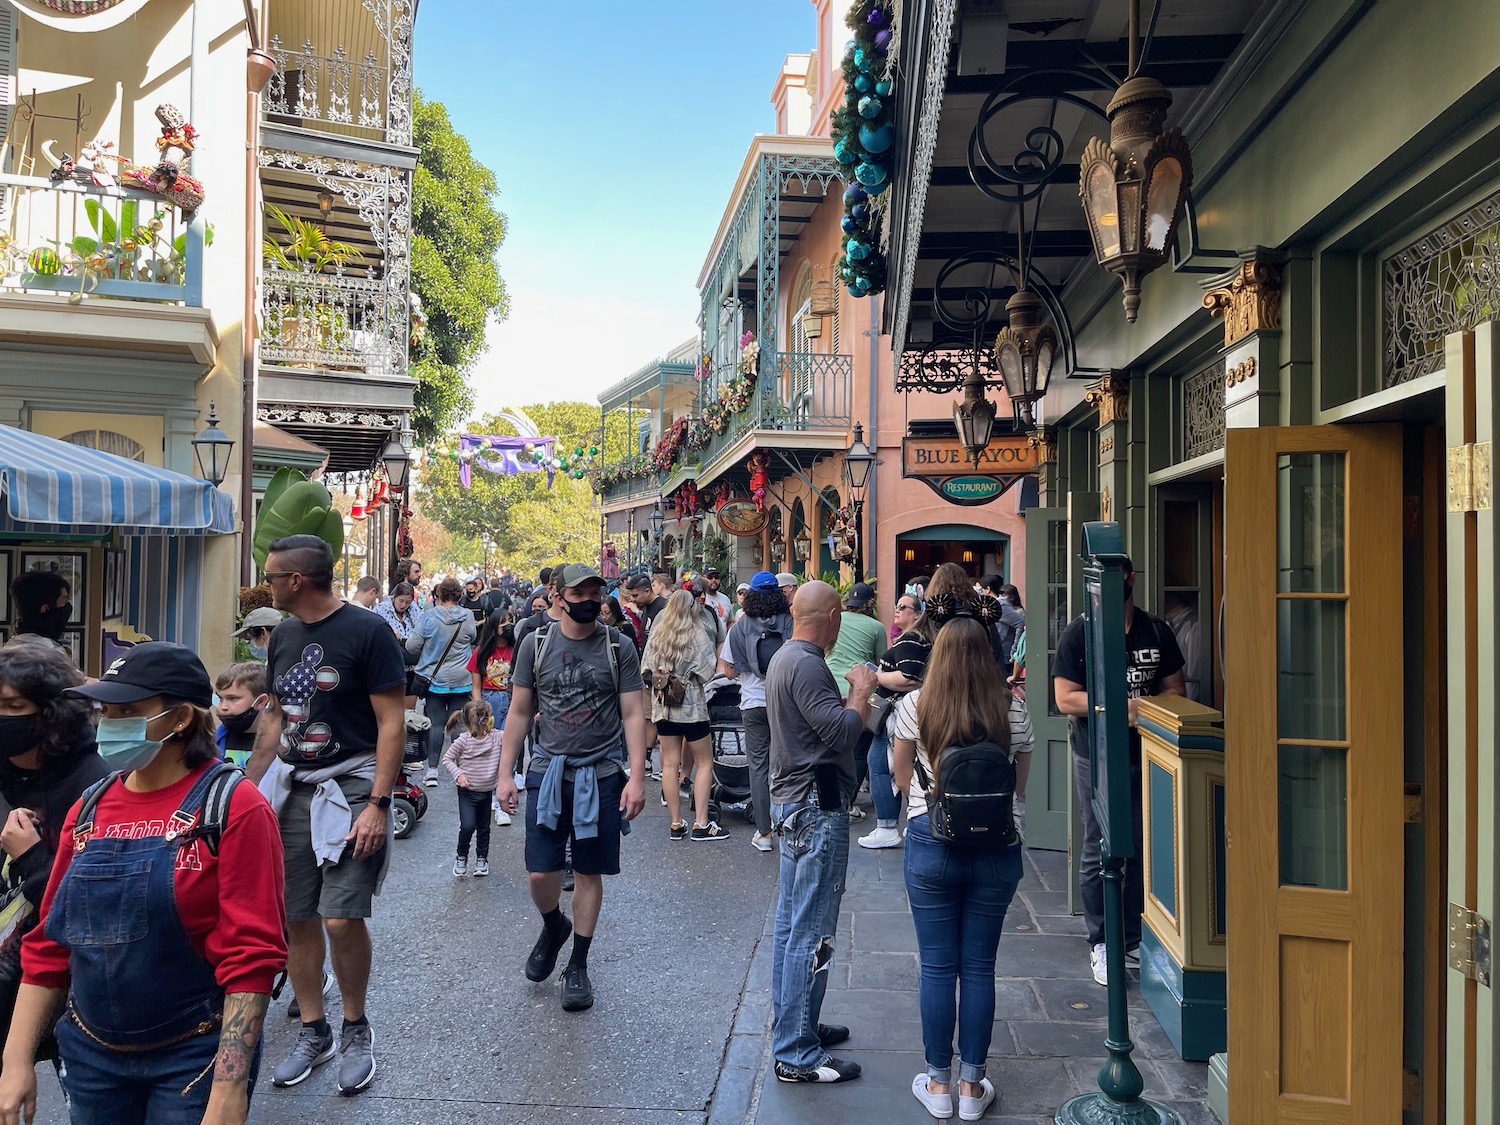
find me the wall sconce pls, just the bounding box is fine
[795,537,813,562]
[318,191,335,218]
[903,547,915,563]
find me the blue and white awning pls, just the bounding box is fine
[0,425,233,535]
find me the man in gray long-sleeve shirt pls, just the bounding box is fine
[765,580,877,1085]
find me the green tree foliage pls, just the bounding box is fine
[409,92,509,442]
[419,402,634,573]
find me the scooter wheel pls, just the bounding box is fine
[392,796,417,839]
[414,792,429,818]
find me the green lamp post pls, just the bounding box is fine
[1055,521,1180,1125]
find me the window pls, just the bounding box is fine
[61,430,146,462]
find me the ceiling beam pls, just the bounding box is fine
[928,164,1081,188]
[943,33,1243,96]
[916,228,1095,258]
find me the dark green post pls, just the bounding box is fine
[1055,522,1180,1125]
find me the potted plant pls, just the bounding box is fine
[262,204,363,361]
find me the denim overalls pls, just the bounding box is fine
[44,765,255,1125]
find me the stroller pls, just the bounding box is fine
[392,709,432,839]
[706,680,753,823]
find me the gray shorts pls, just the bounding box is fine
[280,773,382,922]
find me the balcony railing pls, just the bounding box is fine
[265,38,391,142]
[0,174,200,305]
[600,475,663,507]
[696,351,853,471]
[260,268,393,374]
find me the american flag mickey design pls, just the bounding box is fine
[275,642,342,760]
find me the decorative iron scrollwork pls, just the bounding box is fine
[967,74,1111,205]
[1182,358,1226,460]
[896,344,1004,393]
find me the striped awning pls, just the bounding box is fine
[0,425,234,535]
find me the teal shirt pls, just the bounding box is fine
[825,611,888,690]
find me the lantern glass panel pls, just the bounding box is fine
[1086,165,1121,257]
[997,339,1023,397]
[1117,181,1143,253]
[1035,339,1056,391]
[1146,157,1184,250]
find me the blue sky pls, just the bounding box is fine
[413,1,817,421]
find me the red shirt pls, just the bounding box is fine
[22,763,288,996]
[466,643,513,692]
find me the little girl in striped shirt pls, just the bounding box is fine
[442,699,505,877]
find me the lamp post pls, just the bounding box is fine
[191,401,234,487]
[649,501,664,568]
[843,422,874,583]
[381,430,411,587]
[341,514,354,594]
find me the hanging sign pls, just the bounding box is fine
[716,499,768,536]
[901,434,1037,506]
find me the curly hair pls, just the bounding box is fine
[0,637,91,759]
[432,577,464,604]
[741,589,789,619]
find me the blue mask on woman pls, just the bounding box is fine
[95,710,173,772]
[247,642,268,661]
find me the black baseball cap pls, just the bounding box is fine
[704,567,720,578]
[624,574,652,592]
[846,582,877,608]
[68,642,213,708]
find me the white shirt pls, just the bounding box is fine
[705,590,732,631]
[720,634,766,710]
[890,688,1034,819]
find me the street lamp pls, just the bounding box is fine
[954,374,998,469]
[843,422,875,583]
[993,288,1057,431]
[381,431,411,587]
[649,501,665,566]
[191,401,234,487]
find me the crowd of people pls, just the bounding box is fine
[0,538,1188,1125]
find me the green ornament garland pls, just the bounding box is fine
[832,0,896,299]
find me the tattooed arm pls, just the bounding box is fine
[200,991,268,1125]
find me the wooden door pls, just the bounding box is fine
[1024,504,1070,851]
[1225,424,1404,1124]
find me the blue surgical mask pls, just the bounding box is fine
[95,709,174,772]
[248,642,268,661]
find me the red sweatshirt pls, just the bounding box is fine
[22,763,288,996]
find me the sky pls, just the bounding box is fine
[412,1,816,423]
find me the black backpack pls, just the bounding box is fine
[73,762,245,857]
[913,740,1017,848]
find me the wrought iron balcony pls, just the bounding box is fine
[265,39,396,143]
[259,267,394,375]
[694,350,853,471]
[0,174,202,306]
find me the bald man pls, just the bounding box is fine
[764,581,878,1085]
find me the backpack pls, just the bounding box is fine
[73,762,244,858]
[532,621,621,695]
[742,615,787,676]
[913,739,1017,849]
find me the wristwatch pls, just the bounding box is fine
[373,795,392,810]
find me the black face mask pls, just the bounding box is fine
[21,602,70,642]
[218,709,260,739]
[499,626,516,647]
[564,598,602,624]
[0,714,40,758]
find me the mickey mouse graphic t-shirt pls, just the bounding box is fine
[267,604,407,767]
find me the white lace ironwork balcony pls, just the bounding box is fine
[0,173,201,306]
[265,38,390,142]
[260,267,392,375]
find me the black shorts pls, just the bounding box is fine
[657,719,712,741]
[524,770,624,876]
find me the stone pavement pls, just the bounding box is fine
[743,836,1216,1125]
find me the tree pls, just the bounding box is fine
[418,402,634,572]
[409,92,509,442]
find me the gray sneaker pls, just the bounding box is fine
[271,1023,335,1087]
[336,1021,376,1096]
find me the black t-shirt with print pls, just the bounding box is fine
[875,631,932,699]
[268,603,407,767]
[1051,608,1185,763]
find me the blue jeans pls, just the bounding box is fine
[483,689,510,733]
[904,814,1023,1084]
[867,730,901,824]
[770,801,850,1068]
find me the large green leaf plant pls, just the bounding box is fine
[252,468,344,571]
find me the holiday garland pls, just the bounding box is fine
[832,0,896,298]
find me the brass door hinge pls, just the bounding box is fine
[1449,902,1492,986]
[1448,441,1492,512]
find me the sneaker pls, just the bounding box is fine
[1124,946,1140,966]
[858,826,904,850]
[750,831,773,853]
[271,1023,335,1087]
[560,963,594,1012]
[473,858,490,877]
[775,1055,862,1083]
[1090,942,1108,987]
[423,768,439,788]
[514,772,526,791]
[958,1077,996,1121]
[525,916,572,982]
[817,1023,850,1048]
[335,1021,376,1096]
[453,857,467,877]
[912,1073,954,1119]
[562,867,574,892]
[691,822,730,842]
[494,807,512,826]
[670,822,688,842]
[660,789,668,807]
[847,804,866,820]
[286,970,334,1020]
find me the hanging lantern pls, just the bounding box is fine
[993,289,1058,431]
[1077,71,1193,323]
[953,373,998,469]
[810,263,837,316]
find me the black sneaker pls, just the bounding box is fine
[670,822,688,841]
[775,1055,862,1083]
[691,822,731,842]
[562,867,575,892]
[525,916,572,982]
[560,964,594,1012]
[817,1023,851,1048]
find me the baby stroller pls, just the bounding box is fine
[706,680,752,823]
[393,709,432,839]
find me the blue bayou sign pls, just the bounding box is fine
[901,433,1038,506]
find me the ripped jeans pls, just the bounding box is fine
[770,800,851,1068]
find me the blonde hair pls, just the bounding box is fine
[642,589,703,674]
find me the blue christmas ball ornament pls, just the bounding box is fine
[851,203,869,221]
[841,214,859,235]
[852,275,872,294]
[847,239,871,262]
[875,79,893,97]
[843,184,868,207]
[855,161,888,189]
[858,95,883,119]
[834,136,858,164]
[854,48,867,70]
[854,73,873,93]
[859,121,895,154]
[841,264,856,282]
[875,28,892,52]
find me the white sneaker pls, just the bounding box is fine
[858,826,904,850]
[473,858,490,877]
[1090,942,1108,986]
[513,772,526,791]
[958,1077,996,1121]
[424,768,439,788]
[453,857,467,877]
[494,807,512,826]
[750,832,773,853]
